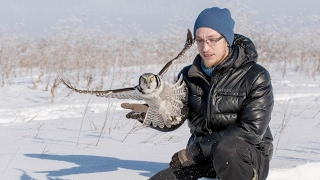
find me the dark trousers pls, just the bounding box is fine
[150,136,270,180]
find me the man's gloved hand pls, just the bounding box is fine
[170,149,195,169]
[120,103,148,123]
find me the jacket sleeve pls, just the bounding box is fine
[189,69,274,161]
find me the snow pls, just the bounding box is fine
[1,66,320,180]
[1,0,319,178]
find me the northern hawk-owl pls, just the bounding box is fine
[61,29,193,128]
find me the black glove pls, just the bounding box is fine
[120,103,148,123]
[169,149,195,169]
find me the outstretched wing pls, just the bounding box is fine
[60,78,143,100]
[158,29,194,76]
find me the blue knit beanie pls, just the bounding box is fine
[194,7,235,46]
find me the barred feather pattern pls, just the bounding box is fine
[158,29,194,76]
[60,78,143,101]
[142,75,188,128]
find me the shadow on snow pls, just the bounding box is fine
[24,153,167,179]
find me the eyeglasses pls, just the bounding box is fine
[195,35,224,48]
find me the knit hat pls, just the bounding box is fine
[194,7,235,46]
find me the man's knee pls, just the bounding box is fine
[211,136,258,179]
[213,136,247,158]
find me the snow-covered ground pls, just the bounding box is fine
[1,65,320,180]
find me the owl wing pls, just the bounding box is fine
[158,29,194,76]
[171,74,188,106]
[60,78,143,101]
[142,101,183,129]
[143,107,167,128]
[142,75,188,128]
[167,74,188,124]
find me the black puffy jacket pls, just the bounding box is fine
[180,34,274,161]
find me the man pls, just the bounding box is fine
[122,7,273,180]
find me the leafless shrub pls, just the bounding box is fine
[0,1,319,103]
[50,77,60,103]
[33,71,44,90]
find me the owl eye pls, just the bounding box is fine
[149,77,154,82]
[142,78,147,83]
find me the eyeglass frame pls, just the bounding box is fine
[194,35,224,47]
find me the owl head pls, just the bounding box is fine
[139,73,161,93]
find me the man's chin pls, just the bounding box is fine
[203,60,217,68]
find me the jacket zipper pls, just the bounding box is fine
[205,72,219,135]
[205,68,234,135]
[205,118,212,134]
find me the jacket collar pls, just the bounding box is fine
[188,55,207,79]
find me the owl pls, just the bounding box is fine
[61,29,193,128]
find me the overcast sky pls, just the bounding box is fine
[0,0,319,36]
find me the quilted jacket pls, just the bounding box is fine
[180,34,274,161]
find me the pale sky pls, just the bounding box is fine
[0,0,319,36]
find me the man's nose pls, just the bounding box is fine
[201,40,211,51]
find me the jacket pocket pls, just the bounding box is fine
[216,90,246,97]
[214,90,247,113]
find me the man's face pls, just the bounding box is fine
[195,27,229,68]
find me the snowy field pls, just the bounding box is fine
[1,64,320,180]
[1,0,319,179]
